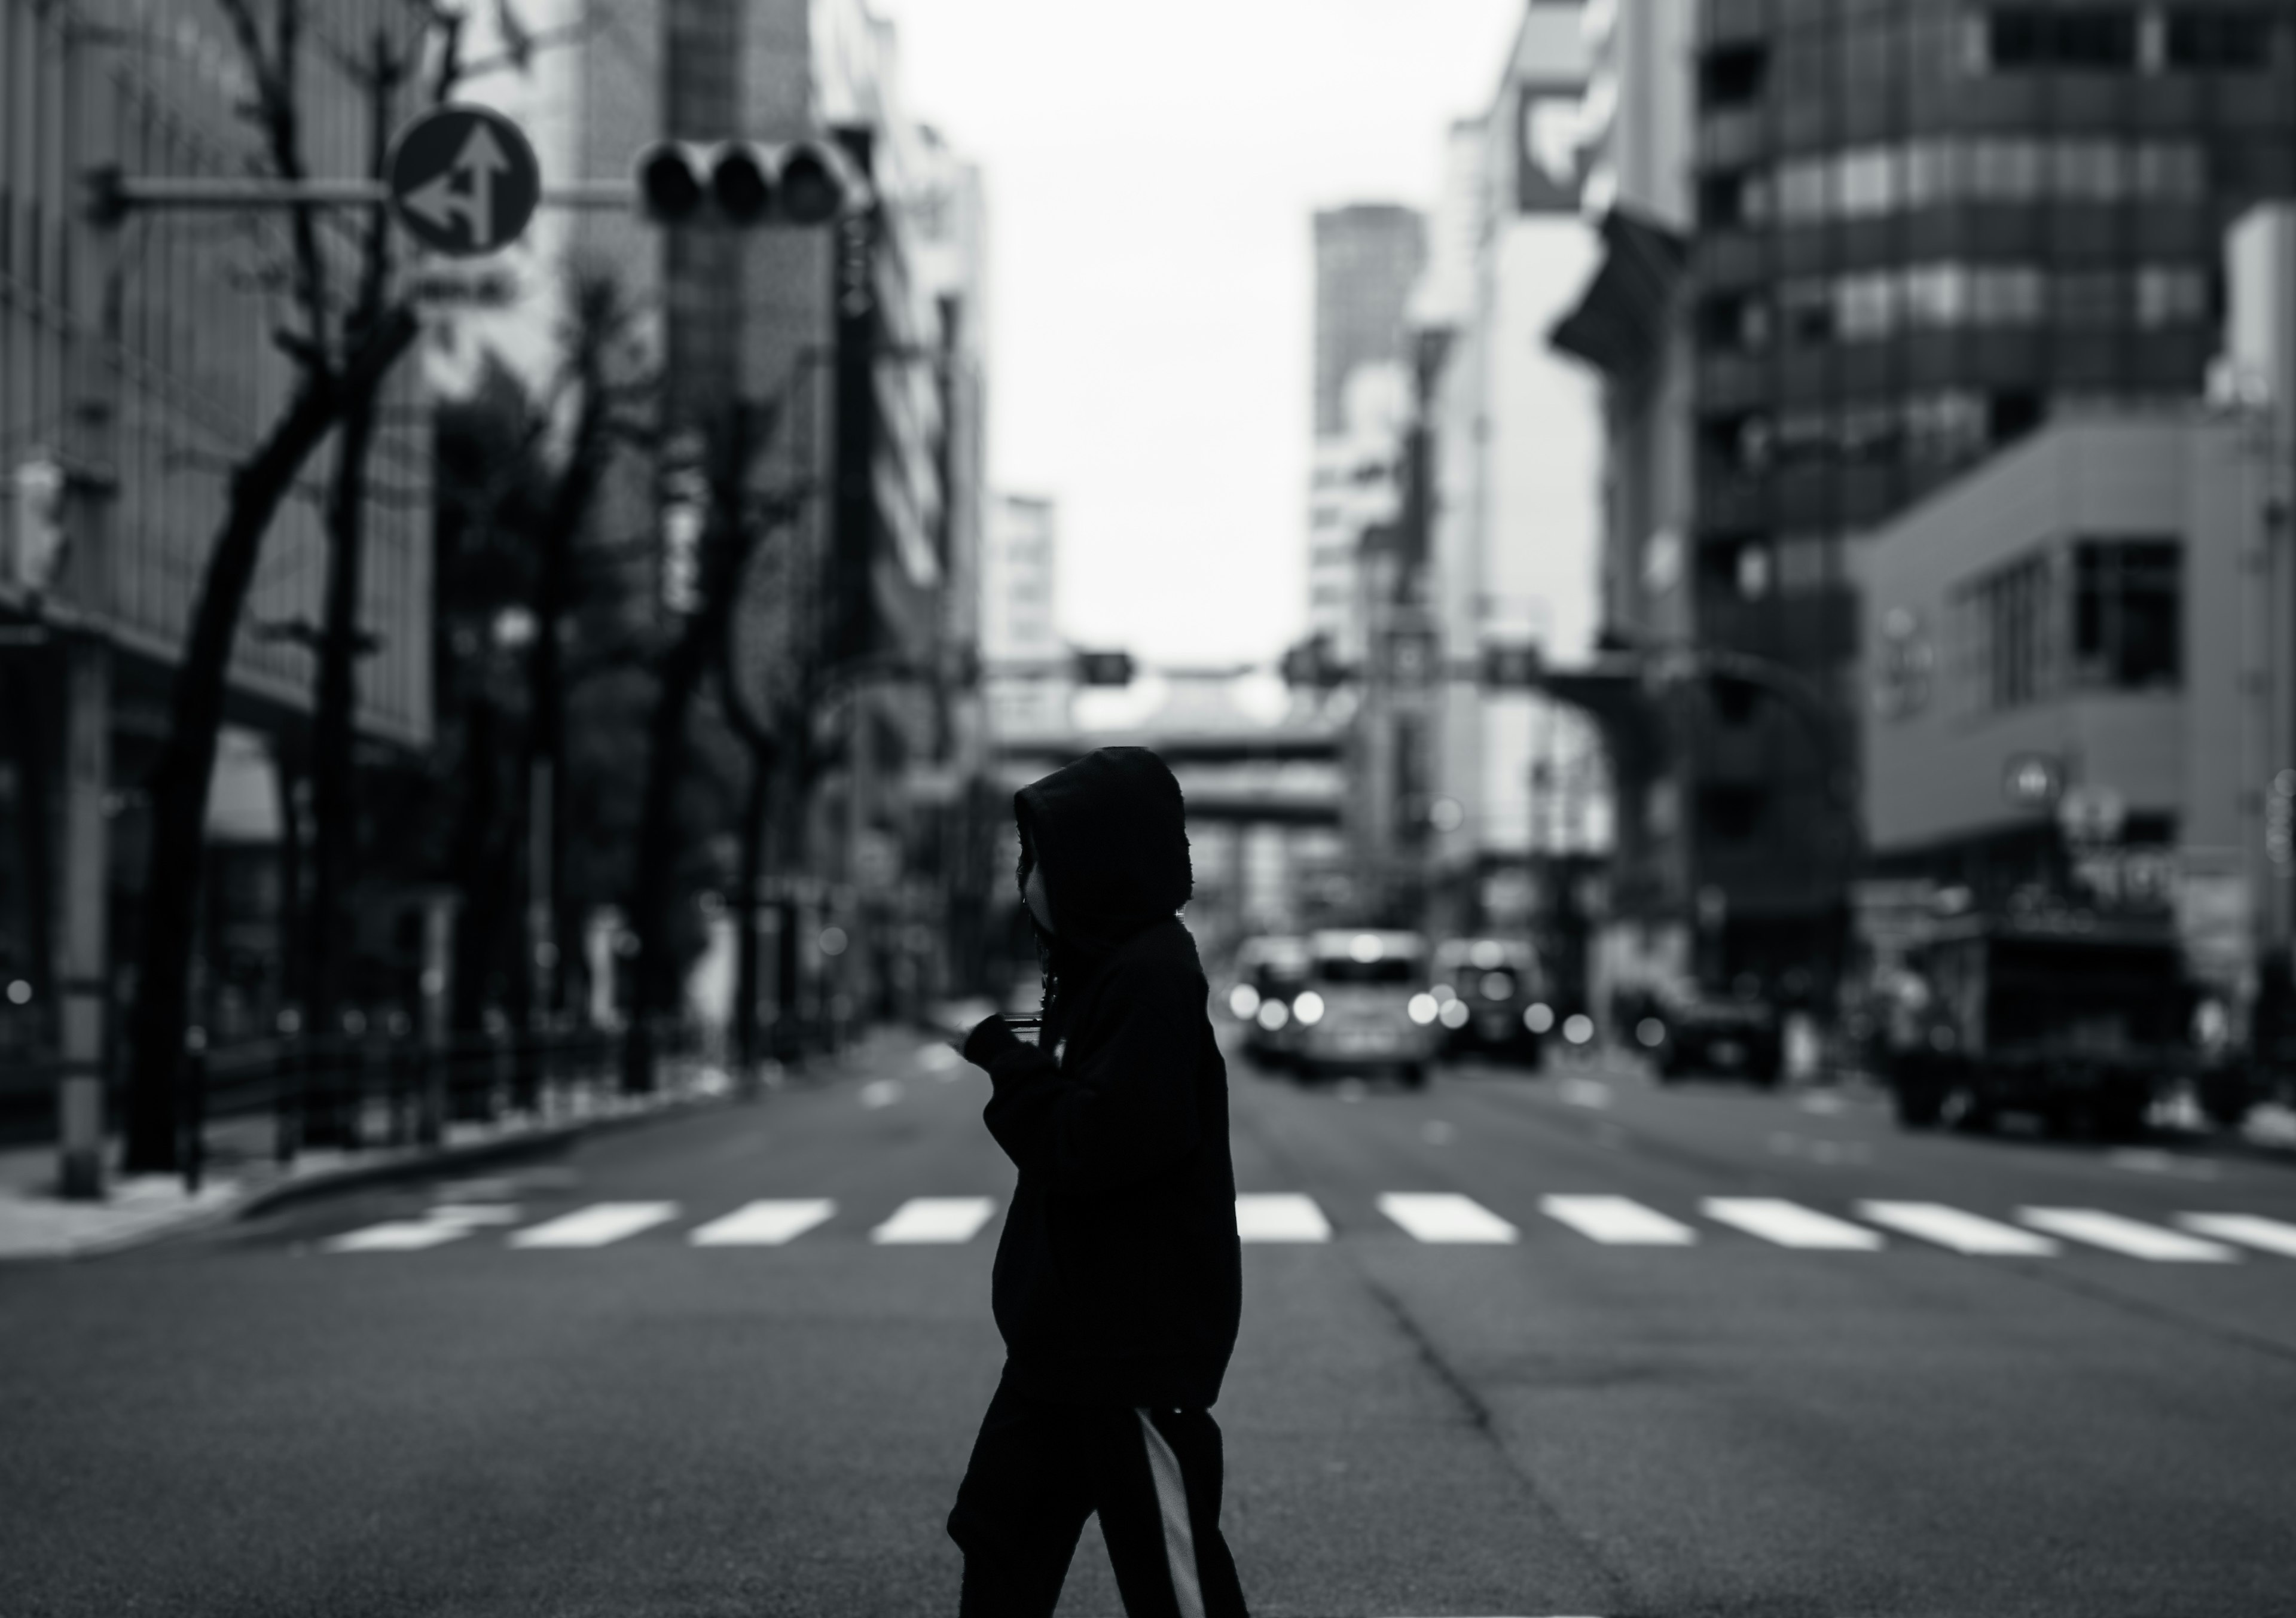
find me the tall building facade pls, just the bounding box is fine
[981,493,1069,737]
[1412,0,1607,941]
[1308,206,1424,665]
[1561,0,2296,997]
[1,2,433,1094]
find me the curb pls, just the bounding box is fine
[4,1083,741,1262]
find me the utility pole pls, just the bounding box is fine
[51,25,121,1199]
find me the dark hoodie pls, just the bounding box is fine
[961,747,1242,1410]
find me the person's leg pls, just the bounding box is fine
[1089,1404,1250,1618]
[947,1374,1094,1617]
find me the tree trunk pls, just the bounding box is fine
[302,387,379,1143]
[447,692,508,1036]
[121,315,414,1173]
[731,745,771,1083]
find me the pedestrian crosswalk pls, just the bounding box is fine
[320,1189,2296,1265]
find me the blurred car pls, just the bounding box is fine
[1430,936,1548,1064]
[1289,930,1441,1088]
[1635,978,1783,1085]
[1226,935,1310,1071]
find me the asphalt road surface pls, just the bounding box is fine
[4,1030,2293,1618]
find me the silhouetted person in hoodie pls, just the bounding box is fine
[949,747,1250,1617]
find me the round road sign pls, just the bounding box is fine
[386,105,540,258]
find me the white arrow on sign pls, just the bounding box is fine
[401,121,512,248]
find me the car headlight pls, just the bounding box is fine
[1292,991,1326,1026]
[1440,998,1471,1030]
[1407,993,1439,1025]
[1562,1013,1595,1046]
[1636,1016,1666,1048]
[1256,999,1290,1031]
[1228,983,1261,1019]
[1524,1002,1556,1034]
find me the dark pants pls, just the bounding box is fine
[948,1372,1251,1617]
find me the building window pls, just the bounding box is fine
[2166,8,2277,69]
[1701,42,1769,106]
[1903,262,1970,327]
[2135,264,2209,328]
[1699,169,1769,229]
[2050,137,2127,200]
[1836,146,1898,217]
[2053,270,2126,327]
[2071,540,2180,690]
[1987,7,2140,71]
[1779,278,1833,344]
[1970,265,2047,325]
[1700,292,1772,353]
[1834,270,1900,341]
[1956,551,2057,715]
[1776,154,1829,222]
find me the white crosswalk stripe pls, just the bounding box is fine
[325,1219,477,1252]
[2017,1208,2240,1262]
[1854,1201,2060,1256]
[1540,1195,1697,1246]
[1235,1193,1332,1242]
[2175,1213,2296,1257]
[1701,1197,1885,1250]
[870,1196,997,1244]
[1378,1193,1518,1244]
[508,1202,681,1248]
[689,1199,837,1247]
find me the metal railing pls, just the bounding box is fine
[169,1024,673,1193]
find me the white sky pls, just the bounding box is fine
[884,0,1531,668]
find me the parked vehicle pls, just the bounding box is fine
[1290,930,1441,1087]
[1430,936,1548,1064]
[1635,978,1784,1086]
[1877,908,2191,1137]
[1227,935,1310,1072]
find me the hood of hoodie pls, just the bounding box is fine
[1015,746,1192,960]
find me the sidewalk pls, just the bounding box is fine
[0,1054,743,1262]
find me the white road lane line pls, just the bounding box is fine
[1377,1193,1519,1244]
[325,1220,477,1252]
[508,1202,681,1248]
[425,1204,523,1226]
[2172,1213,2296,1258]
[1540,1195,1697,1246]
[1854,1201,2060,1256]
[1700,1197,1885,1250]
[689,1199,836,1247]
[870,1196,997,1244]
[2016,1207,2240,1262]
[1235,1193,1332,1243]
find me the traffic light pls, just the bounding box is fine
[1479,643,1543,689]
[1707,671,1761,723]
[633,139,859,226]
[1280,634,1346,689]
[1074,649,1135,687]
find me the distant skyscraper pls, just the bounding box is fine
[1313,206,1428,438]
[982,494,1069,736]
[1309,206,1426,664]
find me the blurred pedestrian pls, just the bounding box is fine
[949,746,1250,1617]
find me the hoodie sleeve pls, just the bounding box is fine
[981,955,1205,1193]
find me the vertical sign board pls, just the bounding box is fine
[829,126,879,667]
[1517,80,1587,215]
